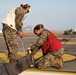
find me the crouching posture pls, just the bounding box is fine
[27,24,64,69]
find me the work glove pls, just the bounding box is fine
[26,47,32,54]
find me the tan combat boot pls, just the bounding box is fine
[53,57,63,69]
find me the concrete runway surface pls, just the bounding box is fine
[0,34,76,75]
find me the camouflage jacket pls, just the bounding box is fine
[31,29,50,55]
[15,7,24,32]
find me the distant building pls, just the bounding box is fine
[23,25,33,31]
[25,28,30,30]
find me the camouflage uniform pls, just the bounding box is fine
[2,7,24,61]
[31,29,64,69]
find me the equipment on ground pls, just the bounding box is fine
[64,29,76,35]
[0,54,33,75]
[21,37,34,67]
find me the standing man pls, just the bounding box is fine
[2,3,31,62]
[27,24,64,69]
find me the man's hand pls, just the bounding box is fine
[19,31,24,38]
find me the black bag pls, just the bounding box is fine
[0,65,8,75]
[0,54,34,75]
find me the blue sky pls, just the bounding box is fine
[0,0,76,30]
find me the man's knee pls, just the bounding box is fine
[37,60,51,69]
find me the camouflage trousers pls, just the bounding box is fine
[2,24,19,61]
[37,48,64,69]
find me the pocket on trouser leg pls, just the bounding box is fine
[54,48,64,58]
[37,54,53,69]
